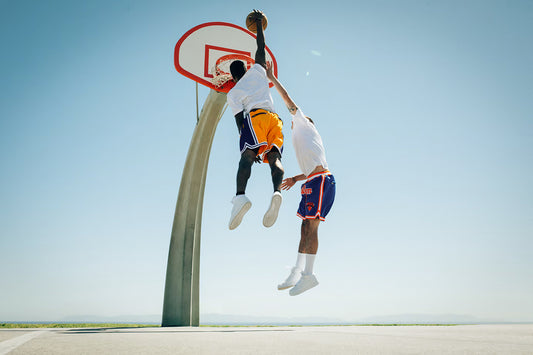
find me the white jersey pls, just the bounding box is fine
[227,64,276,116]
[291,108,328,177]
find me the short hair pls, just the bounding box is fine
[230,60,246,81]
[306,116,314,124]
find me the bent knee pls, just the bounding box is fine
[266,150,282,165]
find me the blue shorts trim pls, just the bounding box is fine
[240,112,265,153]
[297,172,336,221]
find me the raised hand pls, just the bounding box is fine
[266,61,275,80]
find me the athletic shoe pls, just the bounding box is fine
[277,267,302,290]
[289,274,319,296]
[229,195,252,230]
[263,191,282,227]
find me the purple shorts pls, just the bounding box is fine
[297,171,336,221]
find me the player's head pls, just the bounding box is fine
[230,60,247,82]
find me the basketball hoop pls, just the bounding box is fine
[174,22,277,93]
[211,54,255,91]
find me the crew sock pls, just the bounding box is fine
[295,252,306,271]
[303,253,316,275]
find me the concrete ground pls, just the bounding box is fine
[1,324,532,354]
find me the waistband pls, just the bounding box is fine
[306,170,332,182]
[249,108,278,118]
[250,108,271,113]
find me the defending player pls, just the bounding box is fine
[226,10,284,230]
[266,62,336,296]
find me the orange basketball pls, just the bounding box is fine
[246,11,268,33]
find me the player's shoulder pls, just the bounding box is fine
[291,107,305,119]
[292,108,317,127]
[250,63,266,74]
[236,64,263,84]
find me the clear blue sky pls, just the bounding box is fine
[1,0,532,323]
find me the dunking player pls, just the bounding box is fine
[266,62,336,296]
[226,10,284,230]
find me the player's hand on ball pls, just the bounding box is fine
[246,10,267,33]
[251,9,265,22]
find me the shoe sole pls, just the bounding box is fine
[229,201,251,230]
[263,194,282,227]
[289,280,319,296]
[277,284,294,291]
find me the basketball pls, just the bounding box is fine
[246,11,268,33]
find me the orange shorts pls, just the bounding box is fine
[240,109,284,163]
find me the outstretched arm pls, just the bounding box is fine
[253,10,266,67]
[266,62,298,115]
[281,174,306,190]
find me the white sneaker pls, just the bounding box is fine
[263,191,282,227]
[277,267,302,290]
[229,195,252,230]
[289,274,319,296]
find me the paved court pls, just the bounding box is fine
[1,324,532,354]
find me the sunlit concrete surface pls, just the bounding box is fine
[1,324,532,354]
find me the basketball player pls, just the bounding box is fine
[266,62,336,296]
[226,10,284,230]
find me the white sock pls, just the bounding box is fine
[295,253,306,271]
[303,253,316,275]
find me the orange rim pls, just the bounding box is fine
[215,54,255,75]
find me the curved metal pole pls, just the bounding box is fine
[162,89,227,326]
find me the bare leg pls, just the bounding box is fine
[298,217,320,254]
[236,149,257,195]
[266,148,284,192]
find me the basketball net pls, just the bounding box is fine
[211,54,255,89]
